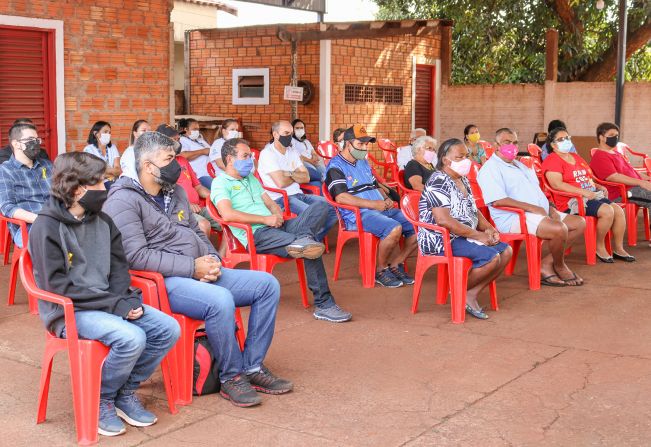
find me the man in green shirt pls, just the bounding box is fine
[211,138,352,323]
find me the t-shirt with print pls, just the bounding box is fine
[418,171,478,255]
[257,142,303,200]
[176,156,201,205]
[210,173,271,247]
[542,152,596,211]
[589,149,641,200]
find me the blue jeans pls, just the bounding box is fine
[256,197,336,309]
[275,193,337,241]
[305,162,326,182]
[164,268,280,382]
[63,305,180,400]
[199,175,213,189]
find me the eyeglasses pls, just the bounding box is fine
[18,137,42,145]
[554,135,572,143]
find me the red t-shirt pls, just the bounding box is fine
[542,153,595,211]
[177,156,201,205]
[589,149,640,200]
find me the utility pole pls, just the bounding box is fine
[614,0,627,126]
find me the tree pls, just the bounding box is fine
[374,0,651,84]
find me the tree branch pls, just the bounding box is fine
[549,0,583,34]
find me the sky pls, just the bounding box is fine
[216,0,379,27]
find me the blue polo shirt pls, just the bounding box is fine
[477,155,549,232]
[325,154,383,227]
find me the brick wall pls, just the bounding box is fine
[189,24,321,149]
[0,0,172,152]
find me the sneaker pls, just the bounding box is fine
[390,263,415,285]
[286,237,325,259]
[375,267,403,288]
[220,375,262,407]
[115,390,157,427]
[98,398,126,436]
[313,304,353,323]
[247,365,293,395]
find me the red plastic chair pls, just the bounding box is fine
[1,214,37,314]
[207,161,216,178]
[0,219,7,260]
[396,170,413,195]
[367,153,398,182]
[617,143,647,173]
[527,143,542,160]
[479,141,495,159]
[205,198,309,307]
[401,192,498,323]
[322,184,379,288]
[377,138,397,153]
[19,252,177,445]
[316,141,339,163]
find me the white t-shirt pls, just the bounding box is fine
[292,137,324,168]
[180,134,210,178]
[258,142,303,200]
[120,145,137,180]
[208,137,256,177]
[83,143,120,168]
[397,145,413,169]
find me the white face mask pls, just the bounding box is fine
[227,130,240,140]
[449,158,472,177]
[337,141,344,149]
[99,133,111,146]
[295,129,305,139]
[189,130,200,140]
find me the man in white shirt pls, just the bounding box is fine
[396,128,427,169]
[258,121,337,241]
[178,118,212,189]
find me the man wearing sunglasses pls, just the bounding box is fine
[0,118,50,164]
[0,122,53,247]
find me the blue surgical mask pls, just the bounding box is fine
[234,158,254,177]
[557,139,574,153]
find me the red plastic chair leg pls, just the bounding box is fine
[360,233,379,288]
[605,231,613,255]
[644,208,650,241]
[411,254,427,313]
[323,235,330,254]
[7,247,22,306]
[36,338,65,424]
[235,308,246,351]
[435,263,449,305]
[504,240,522,276]
[489,280,498,311]
[332,232,349,281]
[626,204,638,246]
[295,259,309,308]
[584,218,597,265]
[171,316,203,406]
[449,258,472,324]
[525,236,541,291]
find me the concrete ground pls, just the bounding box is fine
[2,232,651,447]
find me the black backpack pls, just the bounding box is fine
[192,329,220,395]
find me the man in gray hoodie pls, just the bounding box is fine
[103,132,290,408]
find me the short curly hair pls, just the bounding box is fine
[51,152,107,208]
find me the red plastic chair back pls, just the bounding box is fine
[396,170,412,194]
[527,143,542,159]
[377,138,397,152]
[316,141,339,160]
[207,161,216,178]
[479,141,495,159]
[645,158,651,176]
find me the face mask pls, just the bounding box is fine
[278,134,293,148]
[468,133,481,144]
[556,139,574,153]
[423,150,436,164]
[449,158,472,177]
[22,139,41,161]
[350,147,367,160]
[499,144,518,161]
[99,133,111,146]
[337,141,345,150]
[189,130,200,140]
[294,129,305,139]
[605,135,619,148]
[227,130,240,140]
[152,159,182,187]
[234,158,254,178]
[78,188,108,214]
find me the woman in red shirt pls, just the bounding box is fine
[542,127,633,263]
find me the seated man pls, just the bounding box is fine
[325,124,417,288]
[0,122,53,247]
[396,128,427,169]
[478,128,586,287]
[212,138,352,324]
[30,152,180,437]
[258,120,337,242]
[103,131,290,408]
[0,118,50,164]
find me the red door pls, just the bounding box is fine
[415,64,435,136]
[0,26,57,158]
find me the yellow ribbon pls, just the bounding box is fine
[177,210,185,221]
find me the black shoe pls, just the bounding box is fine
[220,375,262,407]
[596,254,614,263]
[389,264,415,285]
[613,252,636,262]
[247,365,293,395]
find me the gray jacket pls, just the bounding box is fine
[103,177,218,278]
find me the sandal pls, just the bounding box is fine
[559,272,584,286]
[541,274,567,287]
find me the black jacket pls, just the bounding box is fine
[29,196,142,337]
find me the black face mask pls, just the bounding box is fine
[152,159,182,187]
[78,189,108,214]
[278,134,293,148]
[23,140,41,161]
[605,135,619,148]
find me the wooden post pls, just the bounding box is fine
[440,25,452,85]
[184,31,191,115]
[545,29,559,82]
[290,40,298,121]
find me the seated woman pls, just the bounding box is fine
[418,139,512,320]
[120,119,150,179]
[403,136,437,191]
[542,127,634,263]
[83,120,122,188]
[463,124,486,165]
[209,118,242,177]
[28,152,180,437]
[178,118,212,188]
[292,118,325,185]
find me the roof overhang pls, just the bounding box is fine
[177,0,238,16]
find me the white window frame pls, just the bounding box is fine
[232,68,269,105]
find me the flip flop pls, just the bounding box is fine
[560,273,584,286]
[541,274,567,287]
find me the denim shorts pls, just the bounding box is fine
[352,208,415,240]
[449,237,509,269]
[565,198,611,218]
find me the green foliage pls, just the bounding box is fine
[374,0,651,84]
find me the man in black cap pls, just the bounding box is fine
[325,124,417,288]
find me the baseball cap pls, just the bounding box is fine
[156,124,179,138]
[343,124,376,143]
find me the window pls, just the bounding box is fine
[345,84,403,105]
[232,68,269,105]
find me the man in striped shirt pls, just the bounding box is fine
[325,124,417,288]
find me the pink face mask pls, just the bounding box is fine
[450,158,472,177]
[423,150,436,164]
[499,144,518,161]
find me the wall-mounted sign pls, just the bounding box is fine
[284,85,304,101]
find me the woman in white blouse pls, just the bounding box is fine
[292,118,325,184]
[120,119,150,179]
[83,120,121,187]
[178,118,212,188]
[209,119,240,176]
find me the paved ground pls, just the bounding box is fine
[2,230,651,446]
